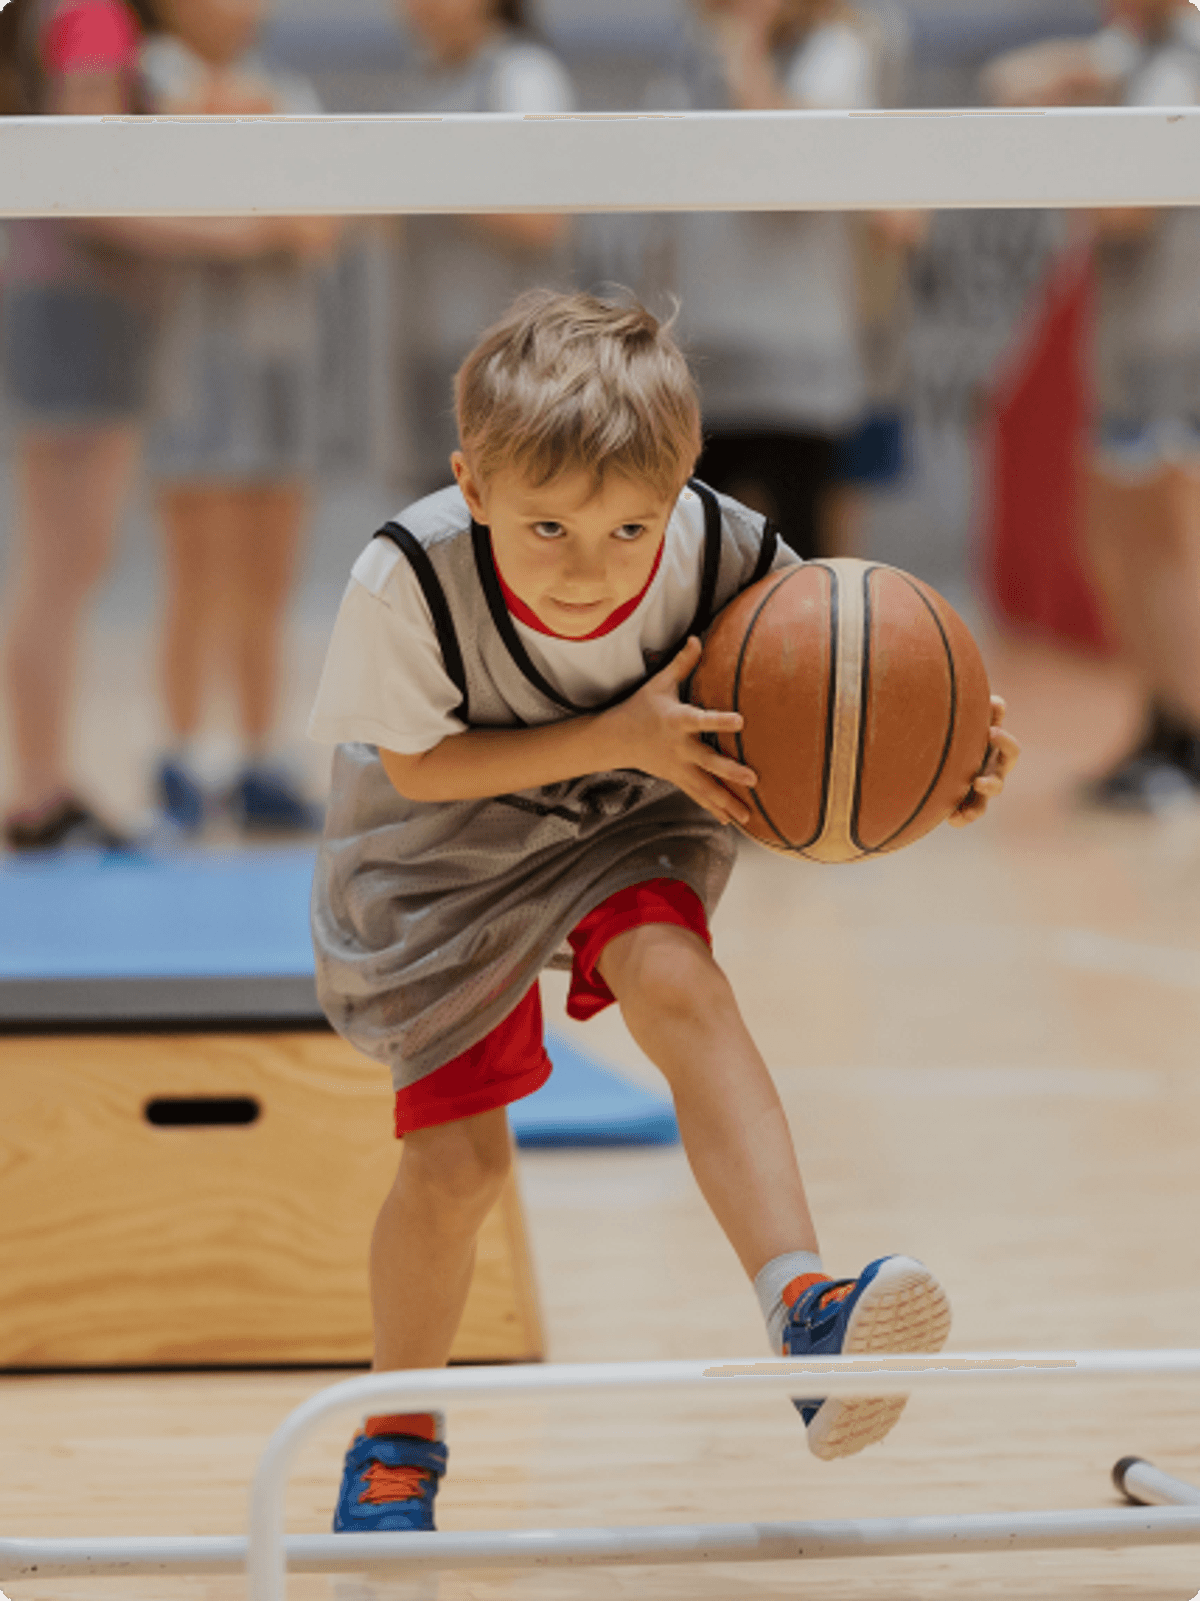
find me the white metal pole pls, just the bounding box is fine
[1115,1457,1200,1508]
[6,1505,1200,1583]
[244,1353,1200,1601]
[2,108,1200,218]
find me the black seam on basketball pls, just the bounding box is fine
[375,522,470,722]
[732,567,811,852]
[869,573,959,854]
[850,567,882,853]
[813,562,838,851]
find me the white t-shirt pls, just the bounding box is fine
[308,485,798,755]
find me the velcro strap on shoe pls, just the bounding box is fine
[347,1433,448,1480]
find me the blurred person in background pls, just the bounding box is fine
[986,0,1200,812]
[825,209,927,556]
[389,0,574,493]
[664,0,878,560]
[826,3,924,556]
[0,0,159,851]
[140,0,336,836]
[0,0,323,852]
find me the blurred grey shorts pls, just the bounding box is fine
[148,344,321,485]
[1094,414,1200,481]
[0,283,155,426]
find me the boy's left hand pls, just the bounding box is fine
[948,696,1020,828]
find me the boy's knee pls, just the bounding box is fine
[601,922,724,1025]
[399,1110,512,1217]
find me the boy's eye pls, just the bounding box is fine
[533,522,565,540]
[614,524,646,542]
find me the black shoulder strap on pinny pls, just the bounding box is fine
[373,521,470,723]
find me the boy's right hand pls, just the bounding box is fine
[603,636,758,827]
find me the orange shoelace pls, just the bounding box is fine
[816,1282,854,1310]
[358,1461,430,1506]
[782,1273,855,1312]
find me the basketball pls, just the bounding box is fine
[689,558,993,862]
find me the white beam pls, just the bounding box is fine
[4,1506,1200,1582]
[1,107,1199,218]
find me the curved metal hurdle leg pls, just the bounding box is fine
[243,1352,1200,1601]
[5,1354,1199,1594]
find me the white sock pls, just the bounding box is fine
[754,1251,826,1354]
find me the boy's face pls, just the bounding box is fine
[453,457,682,639]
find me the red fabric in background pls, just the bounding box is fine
[980,250,1115,656]
[43,0,140,75]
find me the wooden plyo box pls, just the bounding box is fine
[0,1030,543,1368]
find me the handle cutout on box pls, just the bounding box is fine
[144,1096,262,1128]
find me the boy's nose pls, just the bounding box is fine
[560,551,608,590]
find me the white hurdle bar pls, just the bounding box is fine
[1,107,1200,218]
[6,1353,1198,1598]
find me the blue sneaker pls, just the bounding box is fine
[233,765,323,835]
[156,758,207,833]
[784,1255,951,1460]
[332,1429,448,1533]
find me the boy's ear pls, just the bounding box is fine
[451,451,487,523]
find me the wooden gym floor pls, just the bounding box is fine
[3,624,1200,1601]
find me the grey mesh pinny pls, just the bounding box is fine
[311,480,782,1093]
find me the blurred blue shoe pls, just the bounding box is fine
[233,764,322,834]
[156,758,207,833]
[332,1430,447,1533]
[784,1255,951,1460]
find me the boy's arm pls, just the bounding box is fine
[380,637,758,828]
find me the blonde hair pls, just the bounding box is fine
[455,289,703,497]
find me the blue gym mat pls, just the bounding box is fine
[0,847,678,1148]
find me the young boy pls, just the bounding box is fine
[308,289,1018,1533]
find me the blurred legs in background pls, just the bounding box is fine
[1083,459,1200,810]
[2,424,141,850]
[695,430,839,562]
[155,480,318,834]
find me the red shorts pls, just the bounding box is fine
[393,879,709,1136]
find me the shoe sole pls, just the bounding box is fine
[805,1256,952,1462]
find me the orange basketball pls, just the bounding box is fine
[689,558,992,862]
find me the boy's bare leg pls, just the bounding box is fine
[4,426,140,809]
[1086,463,1200,726]
[228,483,308,747]
[597,920,820,1278]
[157,485,231,743]
[370,1106,512,1371]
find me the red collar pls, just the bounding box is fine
[492,536,665,641]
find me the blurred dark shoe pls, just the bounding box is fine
[1081,702,1200,816]
[156,756,207,833]
[233,765,323,835]
[3,792,134,853]
[1079,750,1198,815]
[1175,731,1200,785]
